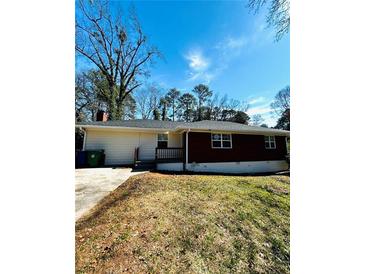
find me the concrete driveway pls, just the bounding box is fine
[75,167,146,220]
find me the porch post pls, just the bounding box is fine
[185,129,190,171]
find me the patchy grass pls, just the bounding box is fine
[76,172,290,273]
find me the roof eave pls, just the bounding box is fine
[75,124,179,132]
[177,127,289,136]
[75,124,289,136]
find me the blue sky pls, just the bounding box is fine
[77,0,289,126]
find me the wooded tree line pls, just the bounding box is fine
[76,71,251,124]
[75,69,289,129]
[75,0,289,129]
[137,83,251,124]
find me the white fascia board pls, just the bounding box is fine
[183,128,289,137]
[75,125,179,133]
[75,125,289,136]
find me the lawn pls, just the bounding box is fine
[76,172,290,273]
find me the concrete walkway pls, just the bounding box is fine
[75,167,146,220]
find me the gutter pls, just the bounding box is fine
[75,124,289,136]
[176,128,290,137]
[75,124,179,133]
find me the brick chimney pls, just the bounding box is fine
[96,110,108,122]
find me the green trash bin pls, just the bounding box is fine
[87,150,104,167]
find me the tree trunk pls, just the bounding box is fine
[172,102,175,121]
[104,84,116,120]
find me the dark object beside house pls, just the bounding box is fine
[76,150,105,168]
[76,151,88,168]
[87,150,105,167]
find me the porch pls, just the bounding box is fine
[133,147,184,166]
[155,147,184,162]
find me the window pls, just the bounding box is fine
[265,136,276,149]
[157,133,168,148]
[211,133,232,149]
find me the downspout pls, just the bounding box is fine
[79,127,87,151]
[184,129,190,172]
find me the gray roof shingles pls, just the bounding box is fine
[76,119,289,135]
[178,120,289,134]
[76,119,186,129]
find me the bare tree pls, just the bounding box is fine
[247,0,290,41]
[271,85,290,116]
[202,93,250,122]
[75,70,104,122]
[121,94,137,120]
[206,93,220,120]
[251,114,264,126]
[135,83,163,119]
[227,99,241,110]
[217,94,229,120]
[240,100,250,112]
[76,0,160,120]
[134,92,149,119]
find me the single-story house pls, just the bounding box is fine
[76,118,290,174]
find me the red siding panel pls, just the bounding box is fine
[188,132,287,163]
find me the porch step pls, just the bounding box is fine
[134,160,156,171]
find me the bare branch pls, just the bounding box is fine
[247,0,289,41]
[75,0,160,120]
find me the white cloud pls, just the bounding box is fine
[247,107,277,127]
[246,97,279,127]
[226,36,247,49]
[215,35,247,58]
[247,105,272,116]
[184,36,247,84]
[182,15,275,85]
[261,114,277,127]
[185,50,209,72]
[188,71,215,83]
[248,96,266,105]
[249,15,276,46]
[184,49,216,83]
[247,95,273,114]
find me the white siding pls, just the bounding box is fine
[168,132,183,147]
[84,129,183,165]
[137,133,157,160]
[85,130,157,165]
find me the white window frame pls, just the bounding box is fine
[265,136,276,149]
[211,133,232,149]
[157,133,168,148]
